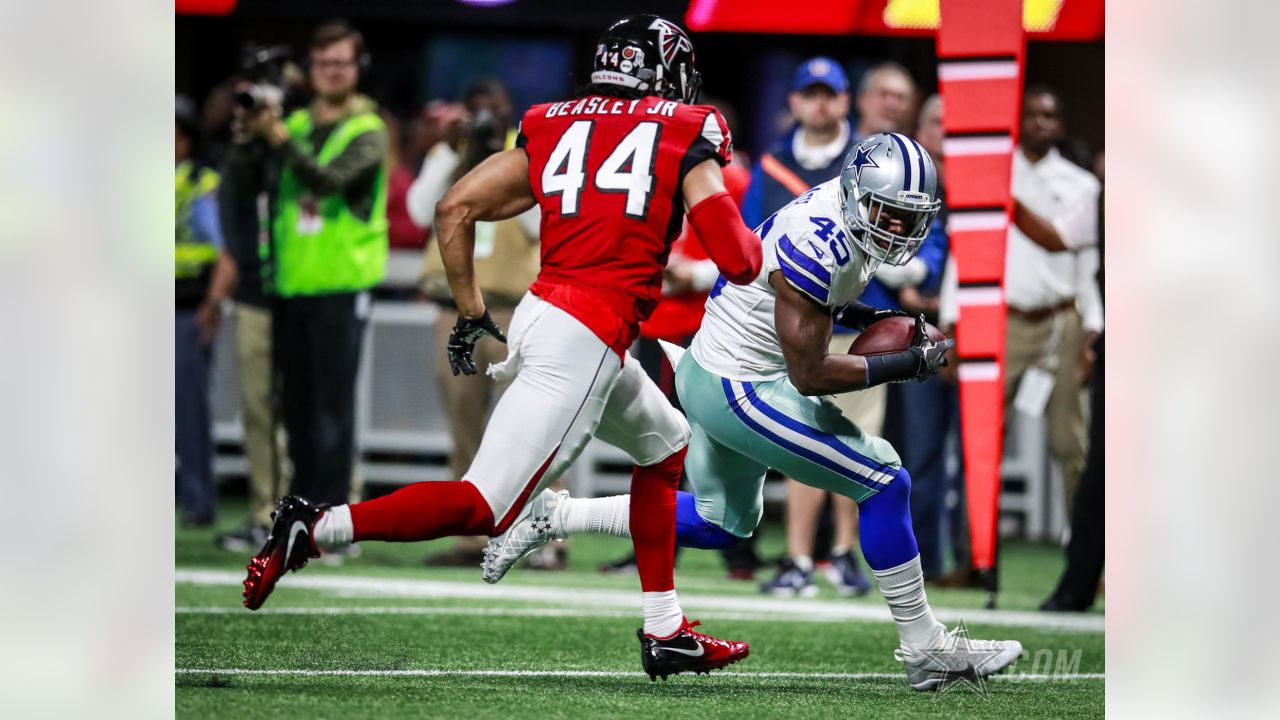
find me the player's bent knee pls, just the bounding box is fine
[636,416,691,466]
[885,466,912,504]
[669,412,692,451]
[681,522,745,550]
[861,466,912,508]
[676,491,747,549]
[890,466,912,497]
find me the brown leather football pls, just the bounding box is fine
[848,316,945,356]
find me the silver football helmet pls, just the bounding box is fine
[838,132,942,266]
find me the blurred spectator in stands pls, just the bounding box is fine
[750,59,918,598]
[1042,150,1104,612]
[1005,85,1102,514]
[924,93,984,587]
[878,94,954,581]
[200,82,238,170]
[913,93,944,168]
[406,78,546,569]
[913,94,970,583]
[176,95,236,526]
[742,57,853,229]
[214,73,292,552]
[235,20,389,516]
[935,86,1101,587]
[854,60,918,136]
[382,110,429,250]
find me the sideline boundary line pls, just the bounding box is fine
[175,569,1104,633]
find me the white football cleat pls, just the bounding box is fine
[893,625,1023,691]
[481,489,567,584]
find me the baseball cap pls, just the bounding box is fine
[792,56,849,94]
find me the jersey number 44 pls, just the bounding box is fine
[542,120,662,221]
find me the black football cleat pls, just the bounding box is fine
[637,618,750,681]
[242,495,325,610]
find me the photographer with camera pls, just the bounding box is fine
[405,79,546,569]
[227,19,389,513]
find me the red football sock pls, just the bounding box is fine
[350,480,494,542]
[629,447,686,593]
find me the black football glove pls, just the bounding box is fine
[861,314,955,386]
[833,302,912,332]
[903,314,954,381]
[448,311,507,376]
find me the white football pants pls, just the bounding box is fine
[463,292,690,529]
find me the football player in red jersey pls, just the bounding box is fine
[242,15,763,680]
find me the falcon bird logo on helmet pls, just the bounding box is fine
[649,17,692,68]
[590,14,702,104]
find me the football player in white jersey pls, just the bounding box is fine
[483,133,1022,691]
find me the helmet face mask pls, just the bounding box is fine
[838,133,942,267]
[591,15,701,104]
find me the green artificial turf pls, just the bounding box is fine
[176,501,1104,718]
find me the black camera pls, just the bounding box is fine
[470,108,504,154]
[234,45,292,112]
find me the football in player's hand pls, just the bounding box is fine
[848,316,946,356]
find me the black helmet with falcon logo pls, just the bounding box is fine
[590,14,702,104]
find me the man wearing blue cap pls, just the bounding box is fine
[742,59,917,229]
[741,56,854,231]
[744,59,920,598]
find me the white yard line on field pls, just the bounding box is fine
[175,569,1104,633]
[176,667,1104,681]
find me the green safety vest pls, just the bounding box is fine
[175,160,220,280]
[272,108,388,297]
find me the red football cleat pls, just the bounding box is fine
[242,495,324,610]
[637,618,750,680]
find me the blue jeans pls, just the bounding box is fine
[891,375,957,578]
[176,310,215,522]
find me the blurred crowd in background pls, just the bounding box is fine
[176,6,1103,612]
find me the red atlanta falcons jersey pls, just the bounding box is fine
[518,94,732,354]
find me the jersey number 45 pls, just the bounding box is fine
[542,120,661,221]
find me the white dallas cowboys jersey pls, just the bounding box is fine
[691,178,877,381]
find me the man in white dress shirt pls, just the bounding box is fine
[1003,85,1102,512]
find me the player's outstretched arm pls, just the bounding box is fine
[435,148,537,318]
[682,159,762,285]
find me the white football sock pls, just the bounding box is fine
[793,554,814,573]
[560,495,630,537]
[642,590,684,638]
[831,545,850,558]
[872,555,946,650]
[311,504,353,549]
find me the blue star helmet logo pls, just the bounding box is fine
[846,141,881,186]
